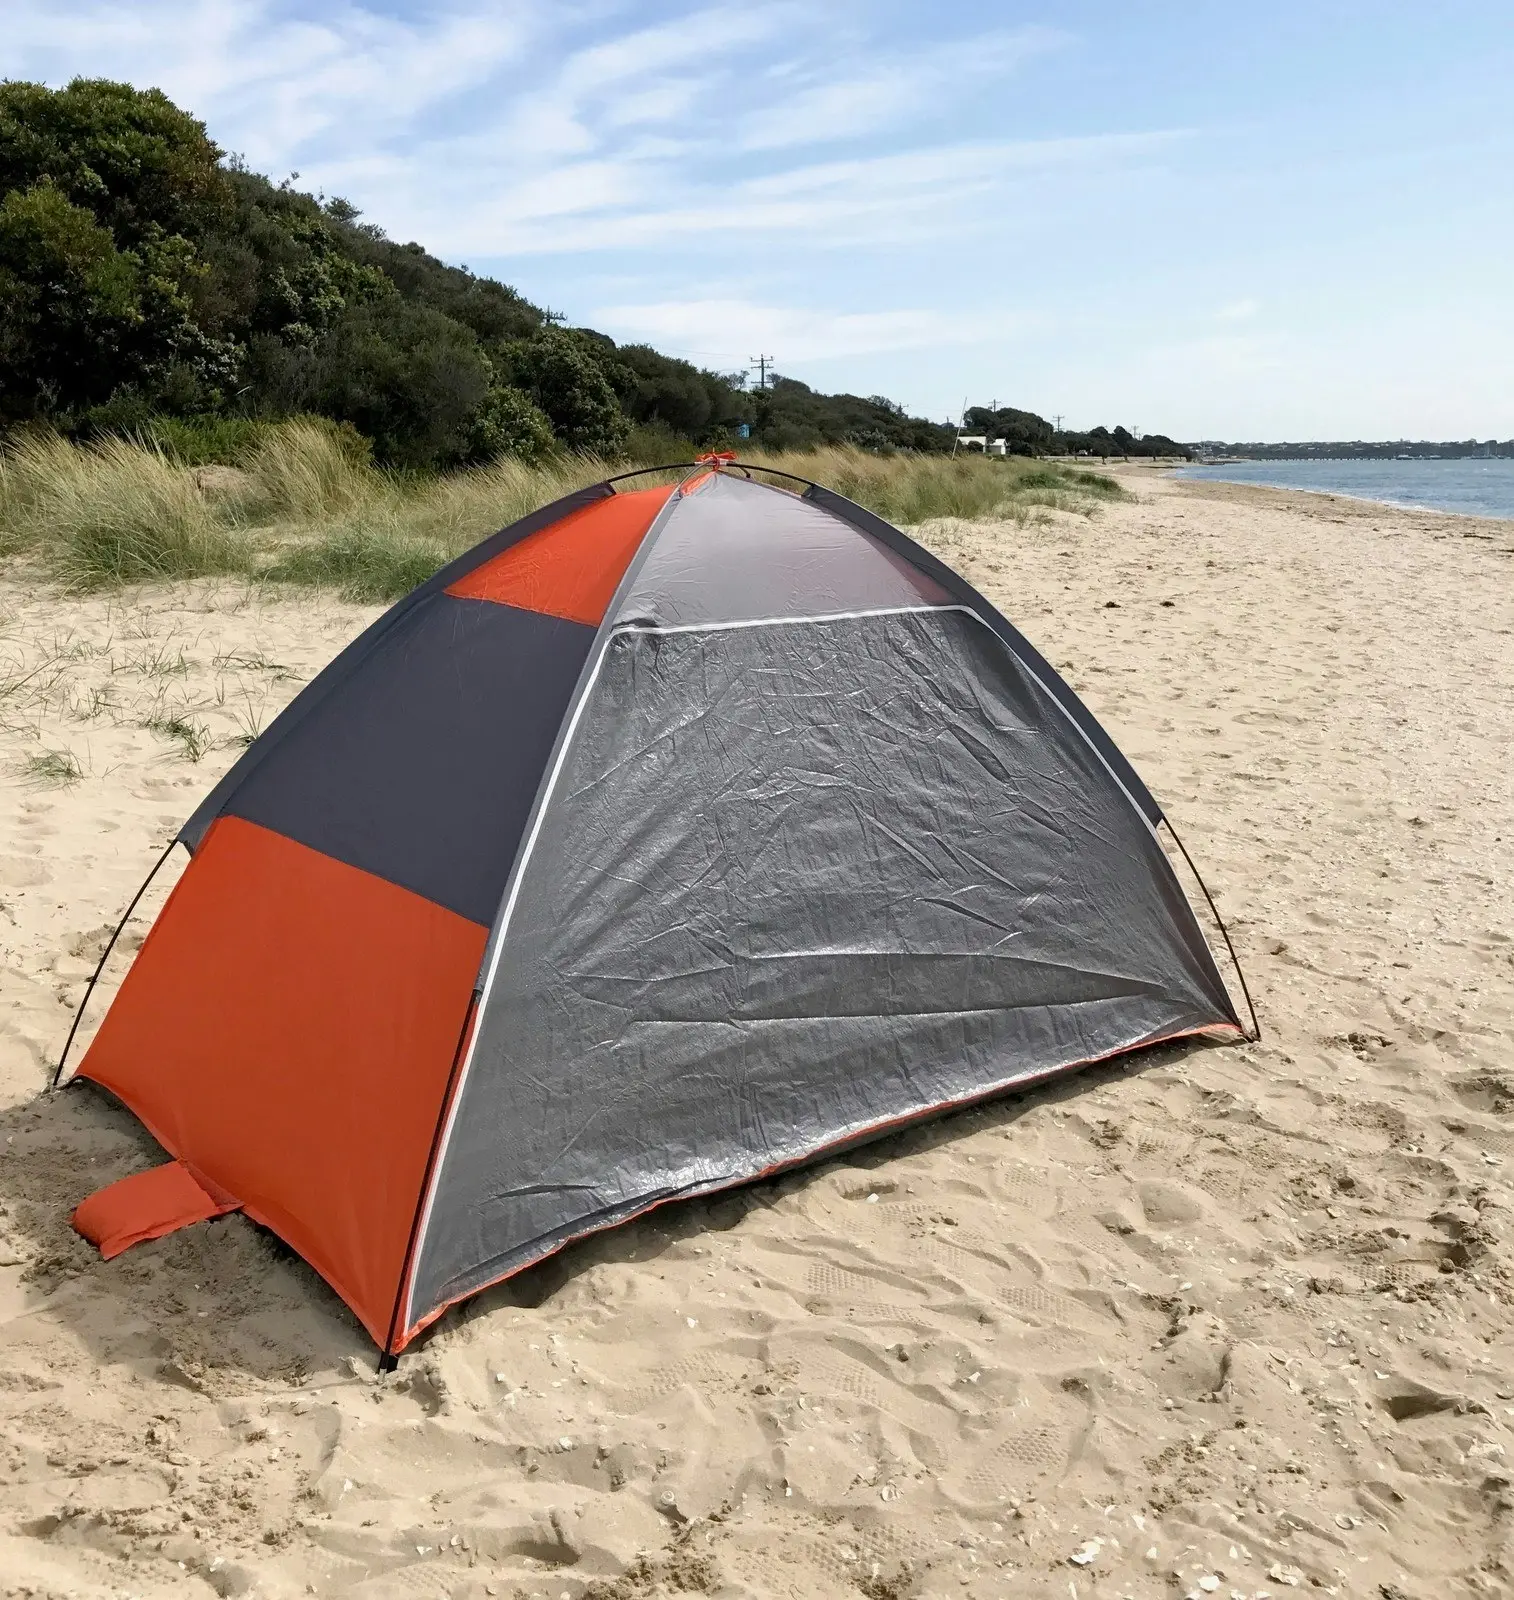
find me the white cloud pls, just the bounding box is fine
[1,2,532,169]
[738,26,1068,152]
[0,3,1141,256]
[739,69,923,153]
[589,297,1041,364]
[348,128,1188,258]
[1215,297,1261,321]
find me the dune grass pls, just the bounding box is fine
[743,448,1123,524]
[18,747,84,786]
[0,432,244,587]
[0,425,1126,600]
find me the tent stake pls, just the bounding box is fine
[50,838,181,1091]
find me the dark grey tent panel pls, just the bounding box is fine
[618,471,949,627]
[179,481,612,854]
[408,602,1236,1322]
[224,598,594,926]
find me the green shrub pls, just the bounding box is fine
[295,297,495,468]
[623,421,695,466]
[265,523,448,601]
[141,414,269,465]
[462,385,555,464]
[496,330,629,456]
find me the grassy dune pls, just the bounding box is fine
[0,424,1125,601]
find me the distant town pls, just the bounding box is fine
[1189,439,1514,462]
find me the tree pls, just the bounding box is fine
[964,405,1054,455]
[0,78,228,249]
[0,180,138,417]
[461,385,556,464]
[495,329,629,456]
[0,180,236,422]
[296,298,496,468]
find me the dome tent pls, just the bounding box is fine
[60,460,1250,1361]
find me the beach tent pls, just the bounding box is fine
[62,461,1248,1360]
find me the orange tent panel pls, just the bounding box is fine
[446,483,673,623]
[78,817,486,1344]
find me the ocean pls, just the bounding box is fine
[1174,458,1514,520]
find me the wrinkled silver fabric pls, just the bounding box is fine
[411,607,1234,1318]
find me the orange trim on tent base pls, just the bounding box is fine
[77,816,486,1346]
[73,1159,239,1259]
[393,1016,1241,1352]
[446,483,673,624]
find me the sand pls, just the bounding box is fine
[1,468,1511,1600]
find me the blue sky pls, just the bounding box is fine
[6,2,1512,439]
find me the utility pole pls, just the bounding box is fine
[749,354,774,391]
[1052,414,1064,433]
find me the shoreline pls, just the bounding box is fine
[1164,461,1514,524]
[1155,463,1514,538]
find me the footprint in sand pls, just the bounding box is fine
[600,1351,752,1412]
[341,1560,473,1599]
[0,857,50,888]
[767,1335,958,1472]
[944,1386,1092,1506]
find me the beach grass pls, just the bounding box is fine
[144,712,212,762]
[0,432,244,587]
[18,746,84,785]
[0,426,1127,600]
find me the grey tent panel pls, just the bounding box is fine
[223,596,595,926]
[802,482,1164,826]
[409,606,1235,1320]
[614,471,949,628]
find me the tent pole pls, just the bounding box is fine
[50,837,181,1091]
[379,986,481,1370]
[1161,820,1261,1042]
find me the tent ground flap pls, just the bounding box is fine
[73,1160,239,1259]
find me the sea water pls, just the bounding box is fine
[1174,458,1514,520]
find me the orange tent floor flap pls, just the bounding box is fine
[73,1159,240,1260]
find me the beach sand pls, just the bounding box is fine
[1,469,1511,1598]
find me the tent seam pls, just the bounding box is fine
[397,475,698,1334]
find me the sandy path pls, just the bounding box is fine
[1,470,1510,1599]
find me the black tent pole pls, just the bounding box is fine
[379,986,481,1372]
[1161,820,1261,1042]
[50,837,182,1091]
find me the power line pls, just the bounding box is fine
[748,354,775,391]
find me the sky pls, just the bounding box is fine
[5,2,1513,440]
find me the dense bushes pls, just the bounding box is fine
[0,80,241,423]
[0,77,1187,467]
[496,330,630,456]
[755,380,954,453]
